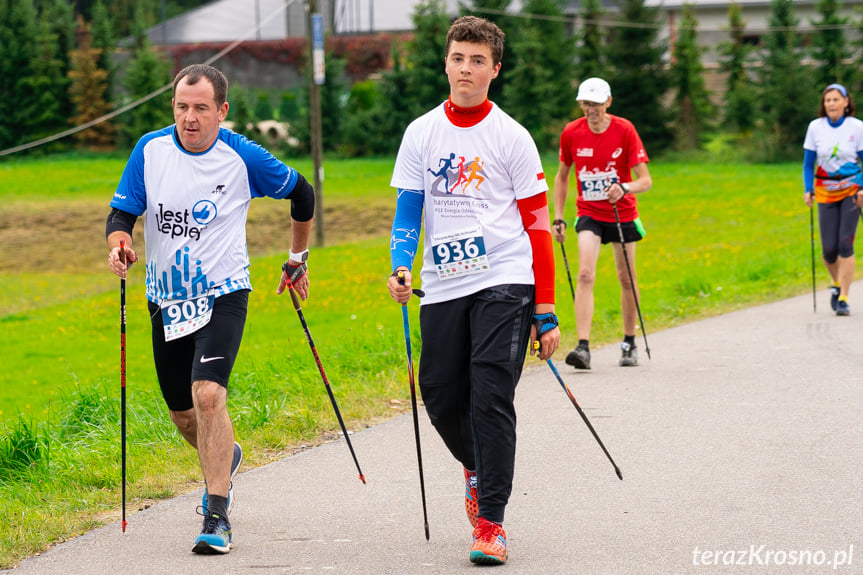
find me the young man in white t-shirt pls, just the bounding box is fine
[106,64,314,554]
[386,16,560,566]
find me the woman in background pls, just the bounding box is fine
[803,83,863,316]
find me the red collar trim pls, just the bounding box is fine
[445,97,493,127]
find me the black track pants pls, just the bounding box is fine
[418,284,534,525]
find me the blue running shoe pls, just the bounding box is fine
[202,441,243,513]
[192,511,232,554]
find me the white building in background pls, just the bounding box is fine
[145,0,464,45]
[146,0,862,64]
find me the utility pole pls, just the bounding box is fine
[307,0,325,246]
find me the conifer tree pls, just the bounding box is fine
[670,3,714,150]
[68,16,115,150]
[717,2,757,133]
[605,0,672,153]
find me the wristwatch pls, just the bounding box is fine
[621,182,631,194]
[289,249,309,263]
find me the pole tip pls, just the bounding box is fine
[616,468,623,481]
[121,520,128,533]
[424,524,430,541]
[359,474,367,484]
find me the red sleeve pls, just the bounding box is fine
[517,192,555,305]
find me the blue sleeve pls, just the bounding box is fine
[224,130,297,200]
[803,149,816,194]
[390,189,424,271]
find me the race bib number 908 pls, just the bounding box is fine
[431,225,490,281]
[161,292,215,342]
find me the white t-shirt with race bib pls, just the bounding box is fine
[391,102,548,305]
[111,126,297,304]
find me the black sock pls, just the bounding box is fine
[623,335,635,346]
[207,494,229,518]
[578,339,590,350]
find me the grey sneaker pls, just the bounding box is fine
[202,441,243,513]
[830,286,840,311]
[192,511,232,554]
[565,345,591,370]
[619,342,639,366]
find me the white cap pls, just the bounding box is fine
[576,77,611,104]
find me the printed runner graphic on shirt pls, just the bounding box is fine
[427,152,488,197]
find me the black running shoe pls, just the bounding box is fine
[192,511,232,554]
[830,286,840,311]
[565,345,591,370]
[836,299,850,316]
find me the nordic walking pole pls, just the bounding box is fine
[559,242,575,301]
[397,271,429,541]
[119,239,128,533]
[288,287,366,484]
[810,205,817,313]
[536,342,622,480]
[612,203,651,359]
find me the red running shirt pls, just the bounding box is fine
[558,115,649,223]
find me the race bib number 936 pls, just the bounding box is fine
[431,225,490,280]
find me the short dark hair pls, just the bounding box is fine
[173,64,229,106]
[819,84,856,118]
[445,16,505,66]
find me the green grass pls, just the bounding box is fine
[0,152,830,568]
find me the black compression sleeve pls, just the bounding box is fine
[106,208,138,238]
[289,173,315,222]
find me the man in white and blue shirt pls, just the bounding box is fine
[106,64,314,554]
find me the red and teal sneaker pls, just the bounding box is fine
[470,517,508,565]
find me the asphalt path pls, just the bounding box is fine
[10,287,862,574]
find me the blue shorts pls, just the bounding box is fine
[148,289,248,411]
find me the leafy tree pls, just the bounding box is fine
[576,0,605,82]
[0,0,39,150]
[717,2,757,133]
[228,85,256,138]
[294,51,349,153]
[68,17,115,150]
[810,0,851,87]
[254,90,275,121]
[339,41,414,156]
[605,0,673,154]
[670,3,714,150]
[758,0,816,160]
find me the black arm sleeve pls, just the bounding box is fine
[289,173,315,222]
[106,208,138,238]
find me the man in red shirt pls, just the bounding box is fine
[552,77,652,369]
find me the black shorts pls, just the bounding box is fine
[148,289,249,411]
[575,215,646,244]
